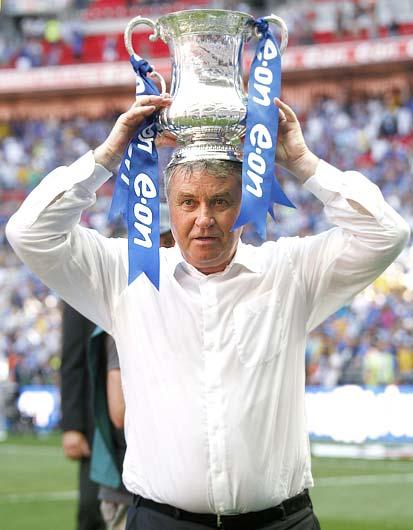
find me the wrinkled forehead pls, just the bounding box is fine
[171,171,240,199]
[166,160,242,196]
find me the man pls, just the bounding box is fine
[61,301,105,530]
[6,94,410,530]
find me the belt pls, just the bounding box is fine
[133,489,312,529]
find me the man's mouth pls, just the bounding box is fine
[193,236,219,242]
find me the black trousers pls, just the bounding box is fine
[77,457,105,530]
[125,500,321,530]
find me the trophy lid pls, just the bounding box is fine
[157,9,255,41]
[167,143,243,168]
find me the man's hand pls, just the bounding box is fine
[62,430,91,460]
[94,94,173,171]
[274,98,319,184]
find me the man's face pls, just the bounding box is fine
[168,167,243,275]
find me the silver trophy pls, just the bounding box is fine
[124,9,288,165]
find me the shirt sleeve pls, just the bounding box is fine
[286,159,410,332]
[5,151,128,334]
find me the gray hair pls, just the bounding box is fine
[165,159,242,197]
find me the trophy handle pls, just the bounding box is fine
[255,15,288,55]
[124,16,167,94]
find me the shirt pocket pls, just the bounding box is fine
[233,291,285,368]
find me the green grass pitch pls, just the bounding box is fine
[1,434,413,530]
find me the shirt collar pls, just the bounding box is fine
[164,241,262,277]
[232,241,262,273]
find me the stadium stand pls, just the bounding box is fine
[0,0,413,429]
[1,87,413,390]
[1,0,413,69]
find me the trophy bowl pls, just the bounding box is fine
[125,9,288,164]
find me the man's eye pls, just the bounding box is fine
[183,199,194,206]
[215,198,228,206]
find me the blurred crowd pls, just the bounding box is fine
[271,0,404,46]
[1,0,412,69]
[0,86,413,393]
[0,16,136,68]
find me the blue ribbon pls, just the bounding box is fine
[233,18,294,238]
[109,55,161,288]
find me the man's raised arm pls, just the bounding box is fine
[273,98,410,332]
[6,96,172,332]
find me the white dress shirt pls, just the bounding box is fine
[6,151,410,515]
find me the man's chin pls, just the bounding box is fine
[184,252,219,270]
[187,251,234,275]
[182,240,239,273]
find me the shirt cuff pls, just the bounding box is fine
[16,151,113,228]
[303,159,384,220]
[70,150,113,193]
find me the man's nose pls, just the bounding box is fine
[195,205,215,229]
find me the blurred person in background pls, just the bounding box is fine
[363,337,395,386]
[102,36,119,63]
[89,329,132,530]
[61,301,105,530]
